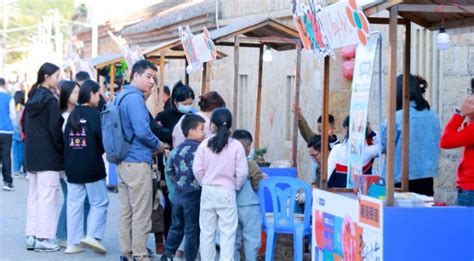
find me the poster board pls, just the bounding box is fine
[347,33,380,188]
[73,58,97,81]
[291,0,370,59]
[179,26,217,74]
[312,189,383,261]
[122,46,144,76]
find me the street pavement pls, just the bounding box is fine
[0,176,158,261]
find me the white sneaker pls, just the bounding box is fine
[65,245,84,254]
[26,236,35,251]
[34,239,60,252]
[81,236,106,254]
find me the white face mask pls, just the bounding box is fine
[177,103,193,113]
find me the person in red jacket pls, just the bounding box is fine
[440,81,474,206]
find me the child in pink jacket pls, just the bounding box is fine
[192,108,248,261]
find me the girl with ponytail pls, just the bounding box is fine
[63,80,109,254]
[192,108,248,261]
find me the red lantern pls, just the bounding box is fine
[343,59,355,81]
[340,45,356,60]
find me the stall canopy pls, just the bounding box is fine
[144,17,302,165]
[364,0,474,29]
[317,0,474,204]
[206,17,301,166]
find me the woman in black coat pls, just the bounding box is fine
[23,62,64,252]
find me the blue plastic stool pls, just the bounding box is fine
[258,176,312,261]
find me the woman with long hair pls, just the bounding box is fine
[56,80,91,247]
[381,74,441,196]
[63,80,109,254]
[24,62,64,252]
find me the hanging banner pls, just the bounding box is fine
[312,189,383,261]
[347,34,380,188]
[179,26,217,74]
[73,58,97,81]
[122,46,144,75]
[290,0,370,59]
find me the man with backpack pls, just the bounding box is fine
[104,60,162,261]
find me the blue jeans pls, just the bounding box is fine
[12,132,24,173]
[457,189,474,207]
[67,179,109,245]
[235,205,261,261]
[57,178,91,240]
[164,190,201,260]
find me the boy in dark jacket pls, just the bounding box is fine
[161,114,206,261]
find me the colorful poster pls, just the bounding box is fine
[290,0,370,59]
[179,26,217,74]
[73,58,97,81]
[312,189,383,261]
[346,34,380,188]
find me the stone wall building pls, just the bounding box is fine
[73,0,473,204]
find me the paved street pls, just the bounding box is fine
[0,176,156,261]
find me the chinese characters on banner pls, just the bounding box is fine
[291,0,370,59]
[347,34,380,188]
[312,189,383,261]
[179,26,217,74]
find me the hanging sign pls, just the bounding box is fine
[73,58,97,81]
[122,46,144,74]
[347,33,379,188]
[179,26,217,74]
[291,0,370,59]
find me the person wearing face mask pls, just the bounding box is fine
[155,81,195,146]
[153,81,195,257]
[172,91,226,148]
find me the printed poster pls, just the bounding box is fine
[290,0,370,59]
[346,34,379,188]
[312,189,383,261]
[179,26,217,74]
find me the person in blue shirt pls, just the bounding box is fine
[232,129,267,261]
[116,60,164,261]
[381,74,441,196]
[0,78,15,191]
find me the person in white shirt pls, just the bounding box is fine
[327,116,381,188]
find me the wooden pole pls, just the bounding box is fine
[232,36,240,129]
[402,22,411,192]
[158,54,165,112]
[292,43,302,168]
[255,45,264,148]
[201,62,211,95]
[109,63,116,100]
[321,56,330,189]
[386,5,398,206]
[185,59,190,86]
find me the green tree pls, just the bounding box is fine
[1,0,73,64]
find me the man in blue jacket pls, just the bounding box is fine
[117,60,163,261]
[0,78,15,191]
